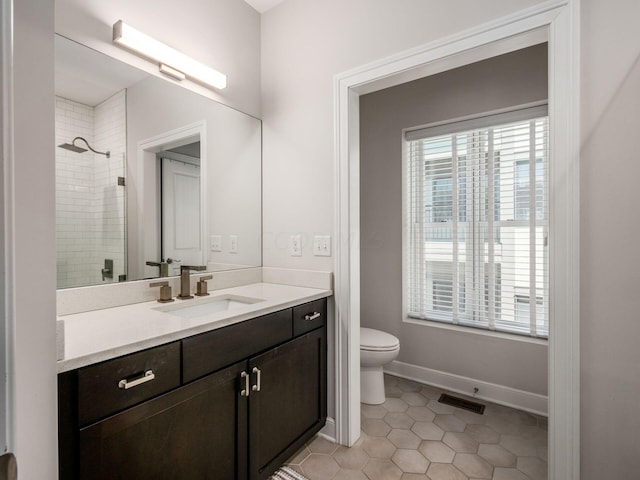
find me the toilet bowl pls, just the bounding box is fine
[360,327,400,405]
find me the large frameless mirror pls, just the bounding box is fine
[55,35,262,288]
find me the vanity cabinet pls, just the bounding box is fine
[77,361,247,479]
[249,327,326,479]
[58,298,328,480]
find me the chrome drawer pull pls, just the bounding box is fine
[304,312,321,321]
[252,367,261,392]
[240,371,250,397]
[118,370,155,390]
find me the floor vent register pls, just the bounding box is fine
[438,393,486,414]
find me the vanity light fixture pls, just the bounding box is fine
[112,20,227,90]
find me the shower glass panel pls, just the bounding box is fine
[55,92,127,289]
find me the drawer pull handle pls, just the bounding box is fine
[252,367,261,392]
[240,371,250,397]
[118,370,155,390]
[304,312,321,321]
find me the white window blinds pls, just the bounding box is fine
[405,105,548,338]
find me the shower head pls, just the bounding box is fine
[57,137,110,158]
[58,142,88,154]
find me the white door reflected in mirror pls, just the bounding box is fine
[160,149,202,275]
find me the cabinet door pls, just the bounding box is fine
[249,328,327,480]
[79,361,248,480]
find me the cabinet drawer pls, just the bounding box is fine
[77,342,180,426]
[182,309,292,383]
[293,298,327,336]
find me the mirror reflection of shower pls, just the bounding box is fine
[58,136,111,158]
[55,91,127,289]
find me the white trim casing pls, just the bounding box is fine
[0,0,14,453]
[318,417,337,443]
[333,2,580,479]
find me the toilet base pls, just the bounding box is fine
[361,366,386,405]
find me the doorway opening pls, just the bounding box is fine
[333,3,580,480]
[133,121,206,281]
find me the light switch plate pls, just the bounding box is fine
[229,235,238,253]
[313,235,331,256]
[289,234,302,256]
[210,235,222,252]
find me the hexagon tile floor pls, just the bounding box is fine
[285,375,547,480]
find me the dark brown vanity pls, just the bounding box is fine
[58,297,327,480]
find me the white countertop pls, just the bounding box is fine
[57,282,332,373]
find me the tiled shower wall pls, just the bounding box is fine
[55,92,126,288]
[94,91,126,285]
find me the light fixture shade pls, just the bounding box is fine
[113,20,227,90]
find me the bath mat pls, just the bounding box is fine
[438,393,486,414]
[270,466,310,480]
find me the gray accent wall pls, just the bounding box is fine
[359,44,549,396]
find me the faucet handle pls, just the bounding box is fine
[195,275,213,297]
[149,281,174,303]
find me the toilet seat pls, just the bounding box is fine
[360,327,400,352]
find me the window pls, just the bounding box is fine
[406,105,548,338]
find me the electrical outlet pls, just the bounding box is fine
[289,234,302,256]
[210,235,222,252]
[229,235,238,253]
[313,235,331,256]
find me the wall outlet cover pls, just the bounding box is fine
[229,235,238,254]
[289,234,302,256]
[210,235,222,252]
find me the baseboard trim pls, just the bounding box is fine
[318,417,336,442]
[385,360,548,416]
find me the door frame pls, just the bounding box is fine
[333,1,580,479]
[135,121,207,279]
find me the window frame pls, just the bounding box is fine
[404,104,549,339]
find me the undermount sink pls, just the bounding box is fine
[154,294,264,319]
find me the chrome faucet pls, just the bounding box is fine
[177,265,207,299]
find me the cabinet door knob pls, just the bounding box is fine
[252,367,261,392]
[304,312,321,321]
[240,371,250,397]
[118,370,155,390]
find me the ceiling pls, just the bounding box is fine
[244,0,285,13]
[55,35,147,106]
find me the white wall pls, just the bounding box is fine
[260,0,546,268]
[10,0,58,477]
[55,0,262,118]
[581,0,640,477]
[359,45,549,396]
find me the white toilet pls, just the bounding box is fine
[360,327,400,405]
